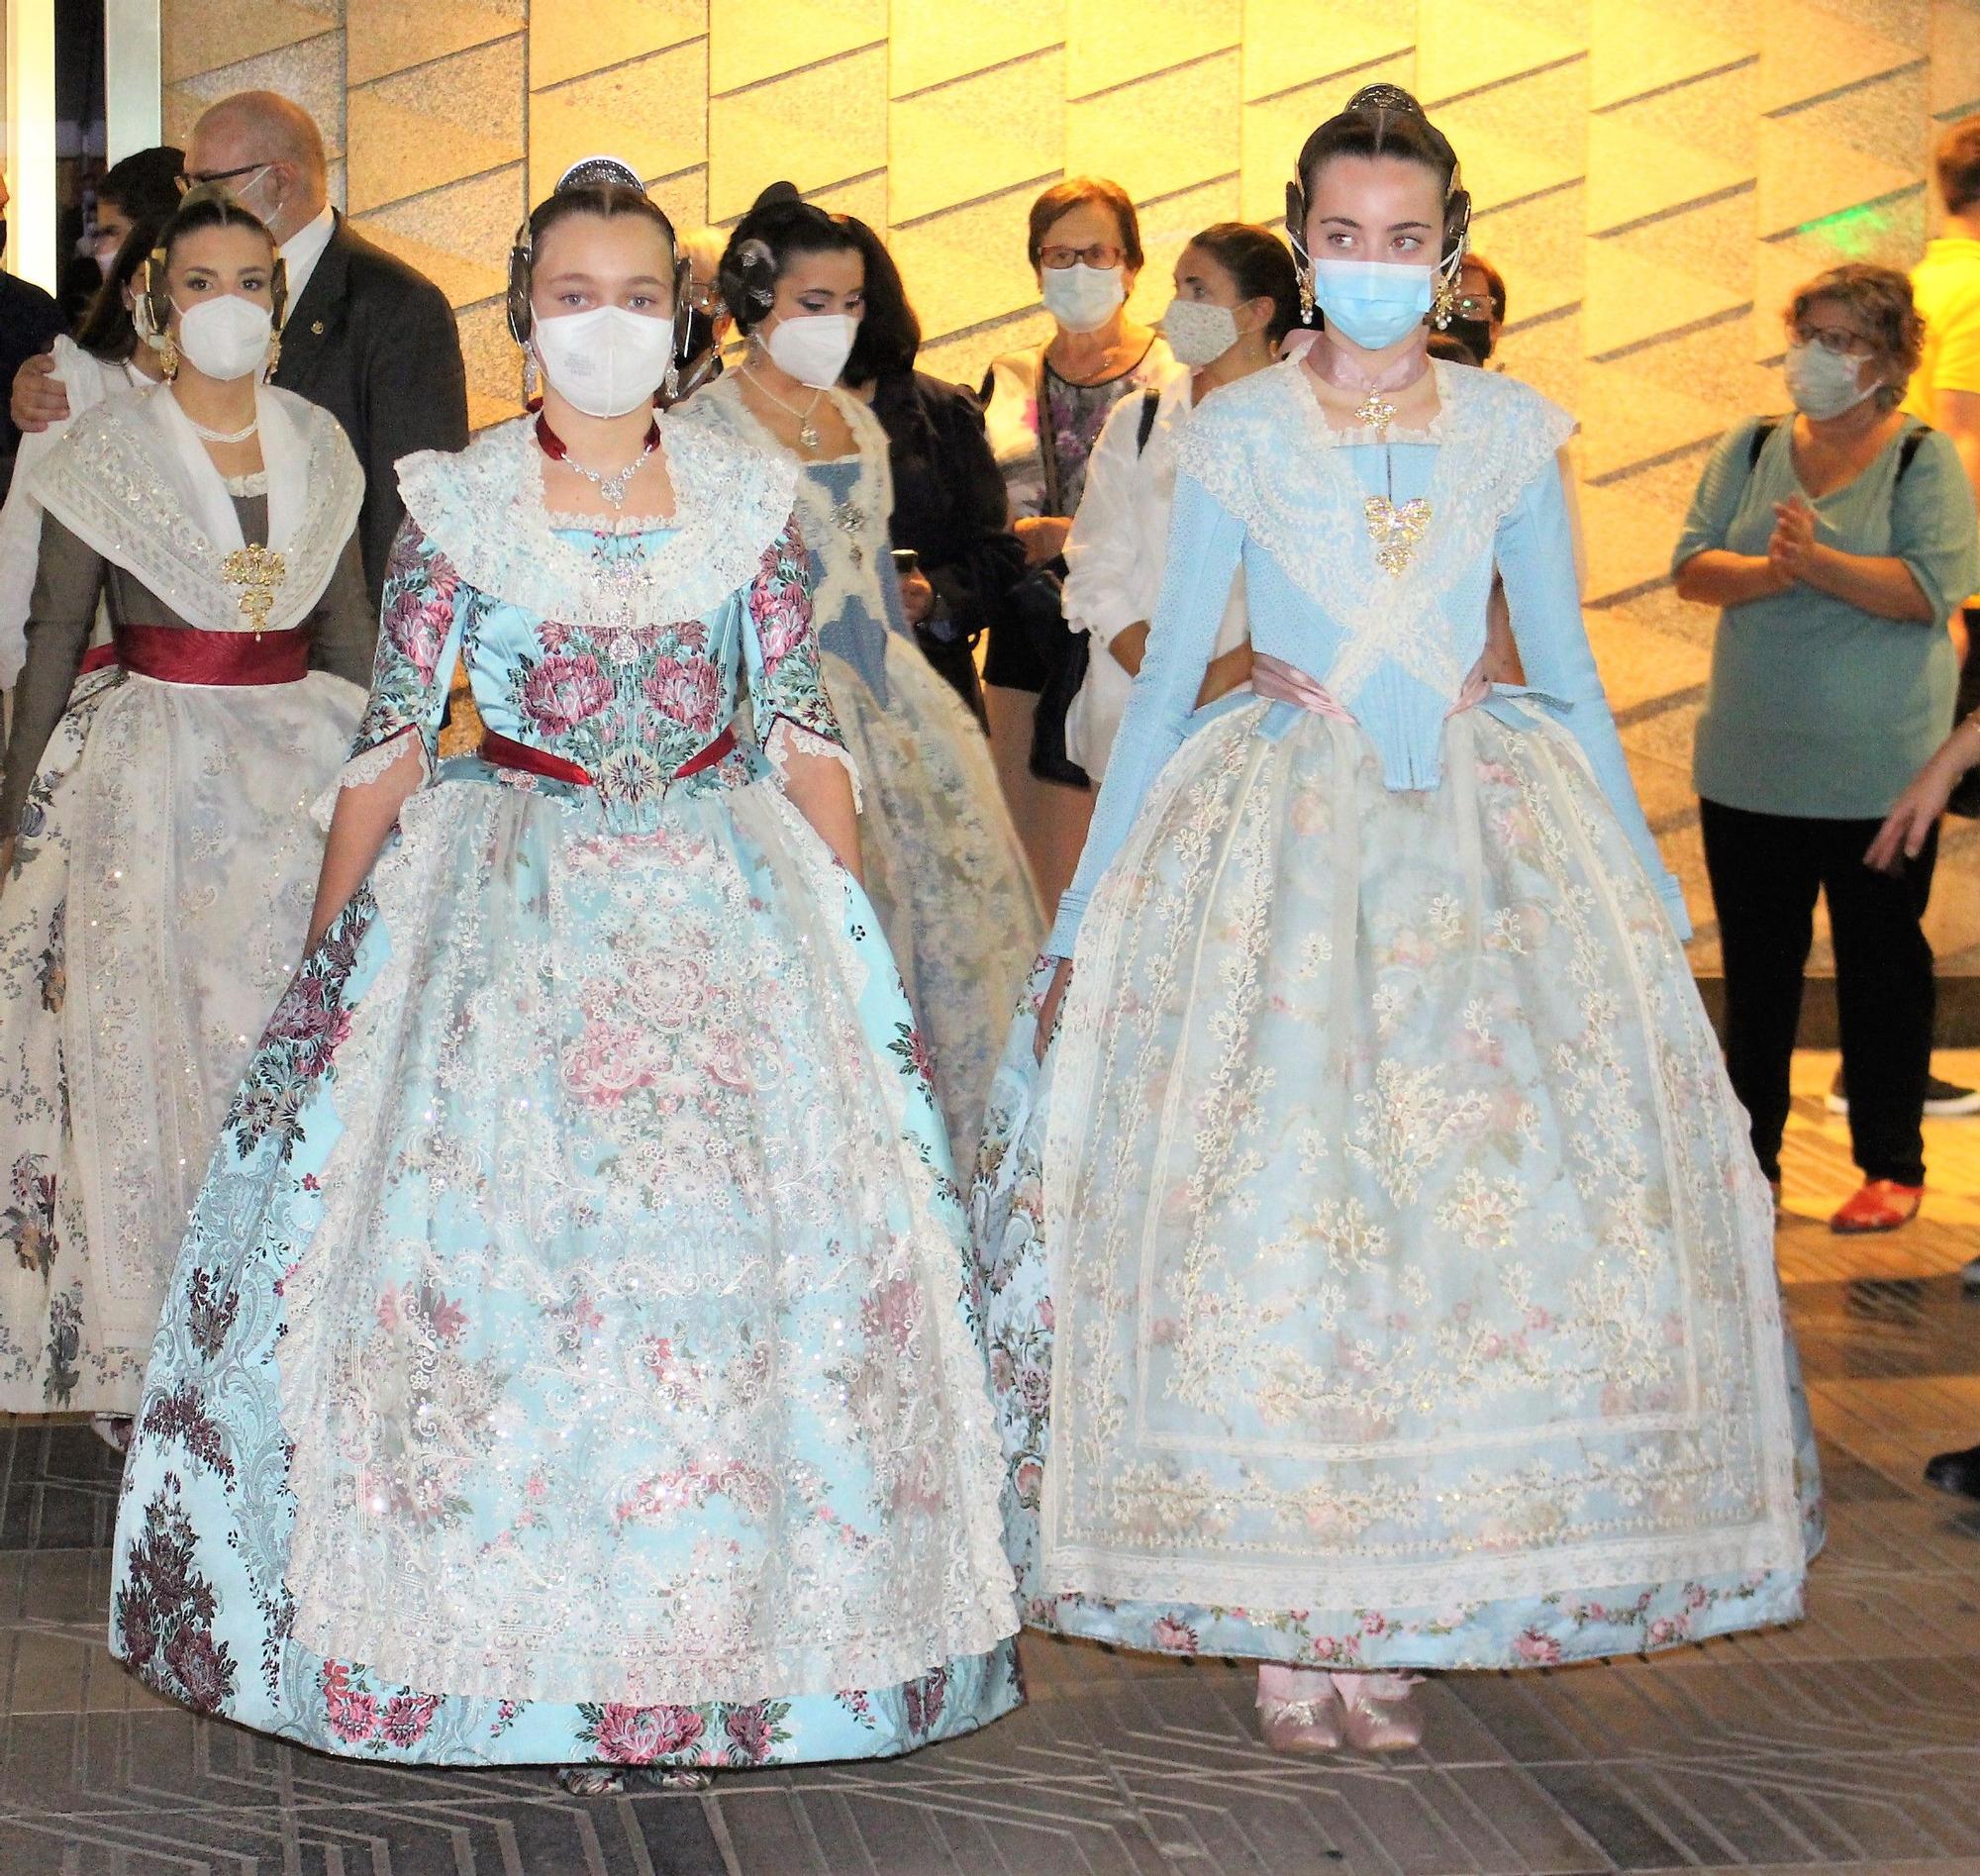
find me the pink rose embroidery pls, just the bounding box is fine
[520,653,612,736]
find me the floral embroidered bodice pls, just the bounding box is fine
[348,417,838,839]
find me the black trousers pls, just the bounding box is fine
[1699,796,1936,1187]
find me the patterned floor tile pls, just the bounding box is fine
[3,1051,1977,1874]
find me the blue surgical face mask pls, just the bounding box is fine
[1310,255,1435,351]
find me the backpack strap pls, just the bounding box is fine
[1135,386,1161,455]
[1897,421,1930,483]
[1746,419,1779,472]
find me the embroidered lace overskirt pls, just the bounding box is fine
[108,767,1020,1759]
[826,642,1043,1157]
[0,662,357,1413]
[971,699,1822,1667]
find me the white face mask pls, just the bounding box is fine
[533,304,676,418]
[763,311,858,389]
[1161,297,1241,368]
[173,294,274,381]
[1783,340,1878,421]
[1041,261,1126,334]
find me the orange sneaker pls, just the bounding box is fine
[1829,1180,1924,1234]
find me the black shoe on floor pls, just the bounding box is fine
[1827,1072,1980,1119]
[1925,1442,1980,1502]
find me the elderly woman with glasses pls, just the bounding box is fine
[979,176,1180,911]
[1674,263,1980,1234]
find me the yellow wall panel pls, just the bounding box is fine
[708,45,887,222]
[1065,0,1236,100]
[1238,59,1413,224]
[889,0,1063,97]
[708,0,887,95]
[347,0,523,89]
[346,37,525,216]
[1238,0,1413,105]
[529,39,710,207]
[159,0,334,87]
[1066,49,1240,207]
[887,49,1063,226]
[530,0,704,92]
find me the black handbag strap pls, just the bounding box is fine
[1746,416,1930,483]
[1135,386,1160,454]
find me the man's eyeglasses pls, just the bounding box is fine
[1040,243,1125,271]
[176,160,272,195]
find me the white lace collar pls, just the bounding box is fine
[25,382,361,634]
[396,413,798,628]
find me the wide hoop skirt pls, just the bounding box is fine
[972,696,1823,1670]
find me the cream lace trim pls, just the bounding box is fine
[765,717,864,813]
[25,391,361,636]
[396,415,798,631]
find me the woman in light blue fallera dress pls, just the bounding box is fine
[108,172,1019,1785]
[972,87,1821,1755]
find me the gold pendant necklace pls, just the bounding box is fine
[1355,388,1430,576]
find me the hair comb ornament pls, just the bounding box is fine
[556,155,645,194]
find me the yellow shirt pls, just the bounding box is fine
[1907,236,1980,608]
[1907,236,1980,418]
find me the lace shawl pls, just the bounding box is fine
[394,412,799,632]
[1176,358,1576,708]
[24,385,361,636]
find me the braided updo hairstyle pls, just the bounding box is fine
[718,181,862,336]
[1285,84,1471,326]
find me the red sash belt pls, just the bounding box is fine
[479,726,738,789]
[77,643,121,677]
[114,623,311,687]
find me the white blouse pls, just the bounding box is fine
[1060,369,1249,778]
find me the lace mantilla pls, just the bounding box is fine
[396,414,799,632]
[25,389,361,636]
[1177,359,1575,709]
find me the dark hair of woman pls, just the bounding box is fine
[718,181,861,336]
[838,215,921,382]
[1027,175,1144,271]
[527,178,677,257]
[99,146,184,225]
[1187,222,1303,346]
[75,211,167,361]
[145,185,286,332]
[1288,84,1471,274]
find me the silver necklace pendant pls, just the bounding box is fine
[835,499,864,567]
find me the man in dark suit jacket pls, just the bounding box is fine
[9,91,467,609]
[0,171,67,501]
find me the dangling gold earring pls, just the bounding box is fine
[159,333,180,380]
[1432,274,1457,331]
[523,351,541,405]
[1298,265,1315,325]
[264,330,282,378]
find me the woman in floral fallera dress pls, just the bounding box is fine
[974,87,1822,1756]
[682,184,1040,1159]
[110,168,1019,1783]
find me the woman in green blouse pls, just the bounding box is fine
[1674,263,1980,1234]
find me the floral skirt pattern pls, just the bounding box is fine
[970,699,1824,1671]
[826,643,1043,1163]
[111,760,1019,1764]
[0,663,356,1413]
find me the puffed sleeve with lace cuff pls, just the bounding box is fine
[315,517,470,824]
[742,512,863,810]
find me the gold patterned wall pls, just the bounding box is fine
[158,0,1980,968]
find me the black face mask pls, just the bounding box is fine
[1447,315,1494,364]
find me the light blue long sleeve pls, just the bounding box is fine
[1048,472,1243,955]
[1493,456,1690,938]
[1047,390,1687,956]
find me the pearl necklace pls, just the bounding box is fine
[186,414,258,444]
